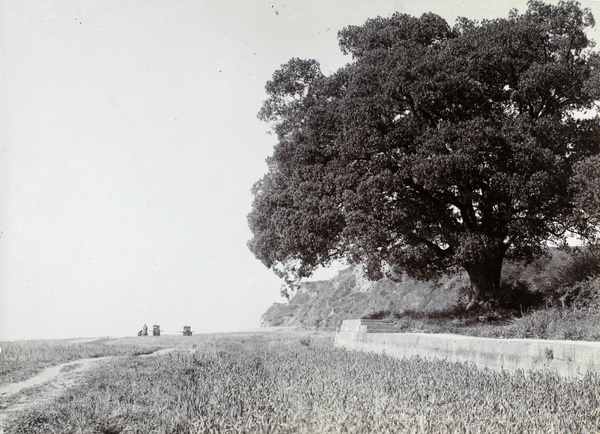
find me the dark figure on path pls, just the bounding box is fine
[138,324,148,336]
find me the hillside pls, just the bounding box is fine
[261,266,468,329]
[261,249,574,330]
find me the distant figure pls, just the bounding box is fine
[138,324,148,336]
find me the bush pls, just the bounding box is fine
[556,248,600,287]
[452,280,544,314]
[547,249,600,308]
[500,307,600,341]
[362,309,395,320]
[497,281,545,312]
[556,277,600,309]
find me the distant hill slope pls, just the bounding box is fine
[261,266,468,329]
[261,249,572,330]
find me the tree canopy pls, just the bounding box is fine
[248,1,600,306]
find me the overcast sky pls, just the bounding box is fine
[2,0,599,340]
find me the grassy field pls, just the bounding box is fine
[0,337,164,387]
[2,330,599,433]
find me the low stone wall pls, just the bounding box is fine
[335,319,600,378]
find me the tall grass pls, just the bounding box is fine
[4,332,599,433]
[360,250,600,341]
[484,307,600,341]
[0,337,164,386]
[363,305,600,341]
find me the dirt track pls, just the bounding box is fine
[0,348,194,433]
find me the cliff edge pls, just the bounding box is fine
[260,266,468,330]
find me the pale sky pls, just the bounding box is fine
[2,0,599,340]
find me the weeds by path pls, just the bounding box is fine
[0,337,179,386]
[0,346,200,434]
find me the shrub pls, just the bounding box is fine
[556,277,600,309]
[451,280,544,315]
[497,281,545,312]
[500,308,600,341]
[547,248,600,308]
[556,248,600,287]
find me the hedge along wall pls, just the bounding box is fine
[335,319,600,379]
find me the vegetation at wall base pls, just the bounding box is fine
[362,305,600,341]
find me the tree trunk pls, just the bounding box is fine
[463,254,505,310]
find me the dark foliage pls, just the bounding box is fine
[547,248,600,307]
[249,1,600,307]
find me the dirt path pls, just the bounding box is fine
[0,348,194,433]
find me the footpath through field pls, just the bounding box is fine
[0,348,195,433]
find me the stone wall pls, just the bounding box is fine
[335,319,600,378]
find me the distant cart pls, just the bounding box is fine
[182,326,192,336]
[153,325,160,336]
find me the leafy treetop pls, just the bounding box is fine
[248,1,600,306]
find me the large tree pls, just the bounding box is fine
[248,1,600,306]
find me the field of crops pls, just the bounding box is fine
[0,337,167,387]
[2,331,599,433]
